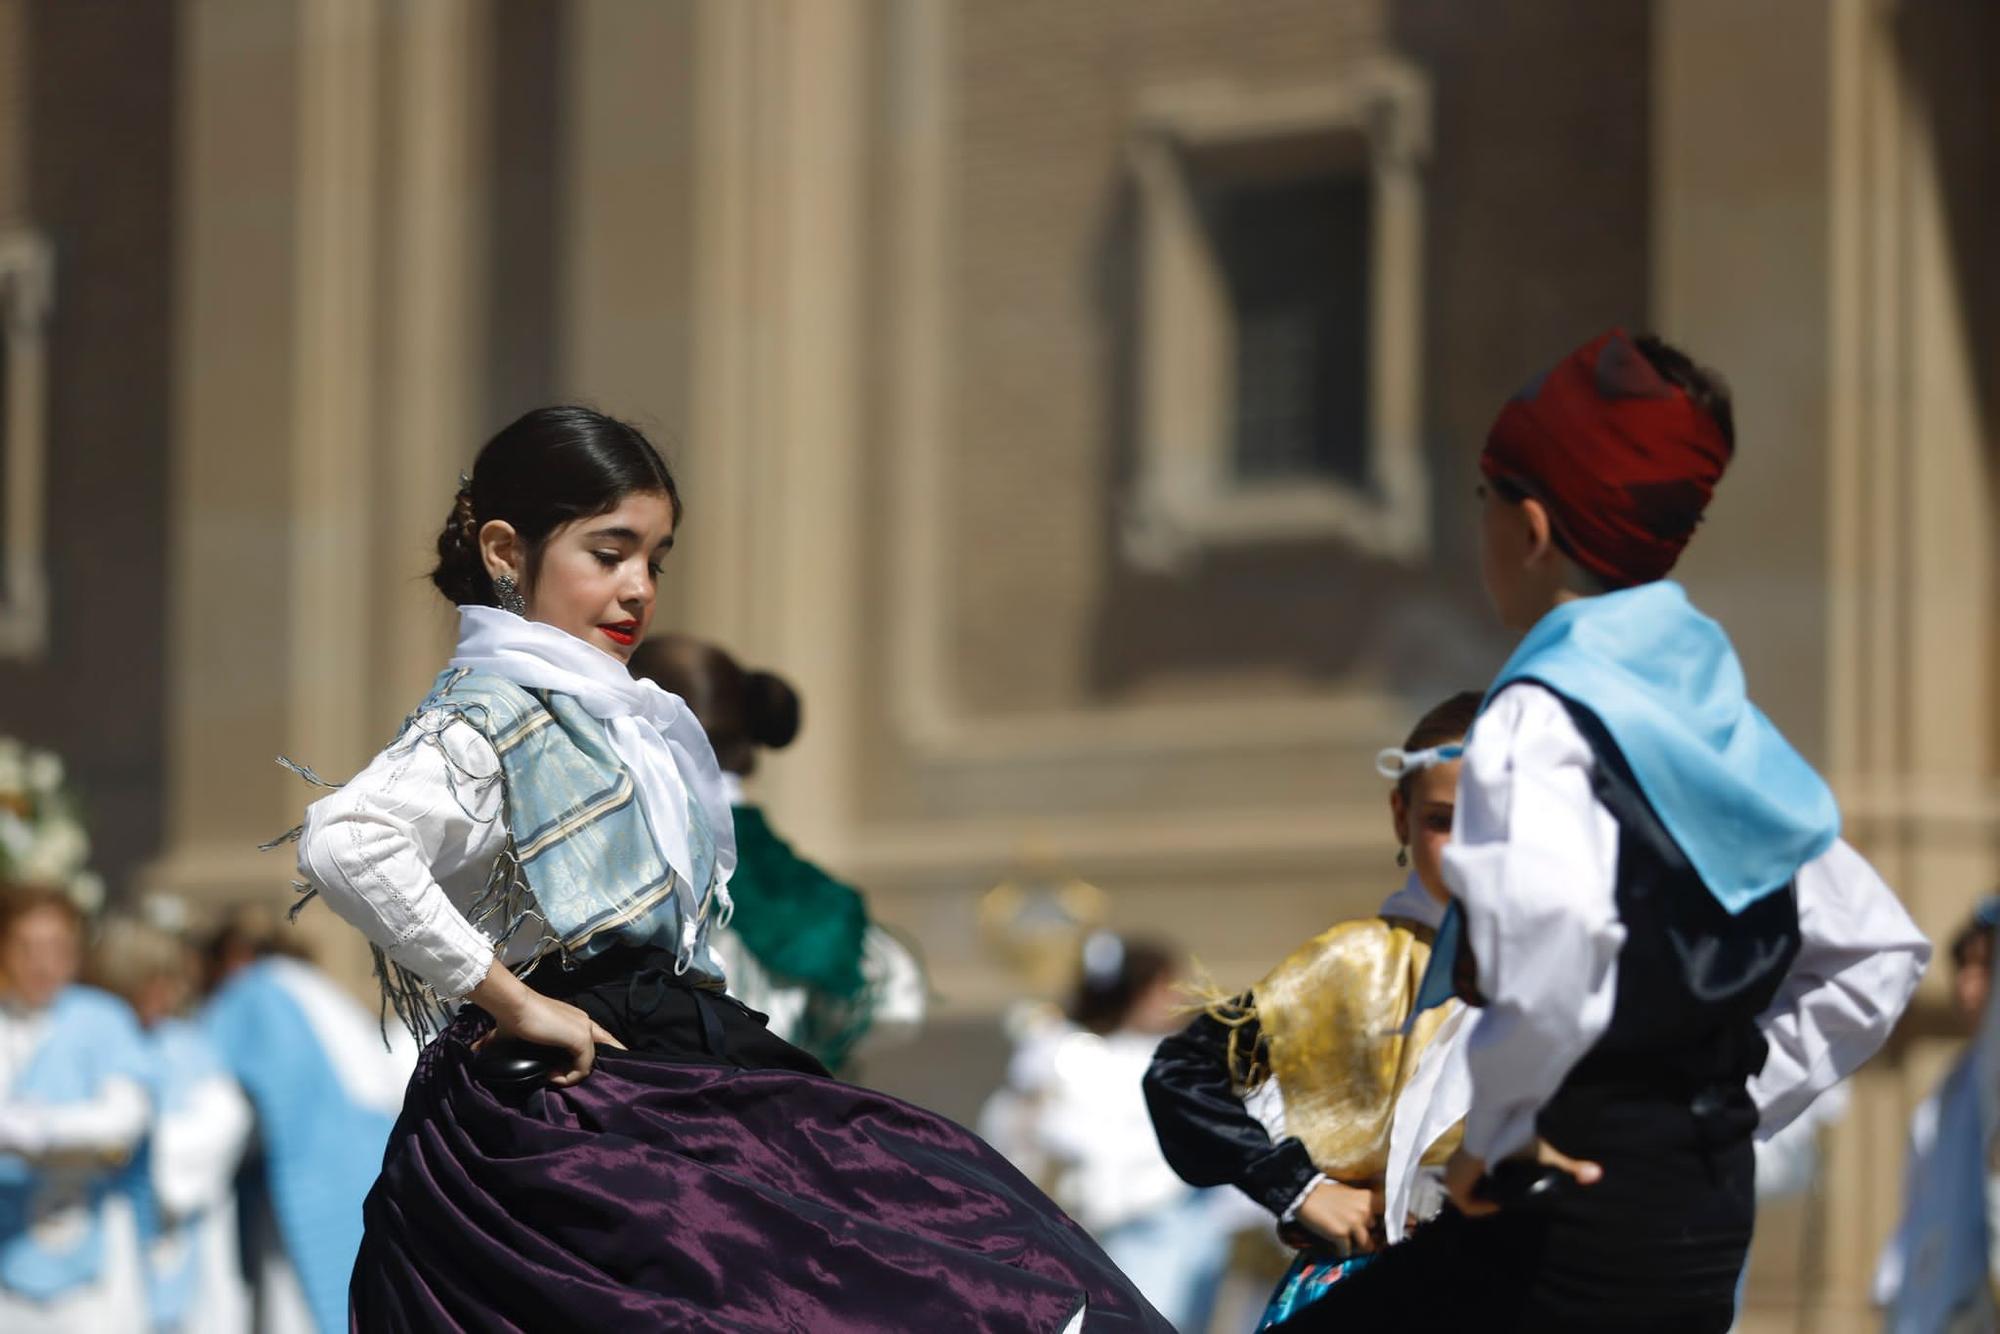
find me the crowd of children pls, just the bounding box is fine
[0,894,412,1333]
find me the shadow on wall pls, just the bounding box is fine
[1894,0,2000,461]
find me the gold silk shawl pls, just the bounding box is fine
[1232,915,1462,1181]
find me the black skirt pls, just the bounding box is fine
[523,944,829,1076]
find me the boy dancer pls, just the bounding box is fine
[1278,331,1930,1332]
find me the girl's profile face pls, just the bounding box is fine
[522,491,677,663]
[1391,756,1462,905]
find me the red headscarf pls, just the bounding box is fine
[1480,329,1732,587]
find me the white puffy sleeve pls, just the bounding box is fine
[297,712,509,1000]
[1747,839,1929,1138]
[1444,682,1626,1162]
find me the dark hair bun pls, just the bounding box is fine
[743,671,801,750]
[431,489,494,607]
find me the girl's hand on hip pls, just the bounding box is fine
[468,960,625,1086]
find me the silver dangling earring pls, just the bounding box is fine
[493,572,527,616]
[1396,846,1409,868]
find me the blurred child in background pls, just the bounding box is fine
[199,909,414,1334]
[631,636,926,1074]
[90,914,252,1334]
[0,885,151,1333]
[990,932,1245,1332]
[1873,896,1999,1332]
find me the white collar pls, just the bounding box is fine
[1377,872,1447,931]
[452,605,662,710]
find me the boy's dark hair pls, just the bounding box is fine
[1634,333,1735,454]
[1949,898,1999,971]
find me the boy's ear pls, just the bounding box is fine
[1519,497,1558,567]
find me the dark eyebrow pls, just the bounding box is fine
[585,526,642,544]
[585,524,674,553]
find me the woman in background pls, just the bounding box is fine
[630,635,925,1074]
[0,886,151,1334]
[1872,897,2000,1332]
[89,915,252,1334]
[199,913,415,1334]
[1032,934,1247,1332]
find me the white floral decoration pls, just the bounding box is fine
[0,737,101,914]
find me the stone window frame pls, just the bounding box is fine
[1121,63,1432,570]
[0,228,52,659]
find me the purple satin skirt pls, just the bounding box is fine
[350,1015,1169,1332]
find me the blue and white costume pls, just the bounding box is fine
[202,958,414,1334]
[137,1017,252,1334]
[0,986,152,1334]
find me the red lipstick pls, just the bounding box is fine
[600,621,638,647]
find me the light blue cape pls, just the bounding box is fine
[1487,581,1839,913]
[1408,582,1842,1028]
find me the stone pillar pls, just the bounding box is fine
[151,0,486,991]
[685,0,870,850]
[557,0,700,626]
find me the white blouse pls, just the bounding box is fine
[1444,682,1931,1163]
[297,713,516,1001]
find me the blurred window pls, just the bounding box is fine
[1121,67,1430,571]
[1202,167,1371,488]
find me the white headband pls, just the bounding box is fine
[1374,743,1465,781]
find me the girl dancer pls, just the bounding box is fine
[293,407,1165,1332]
[628,636,926,1074]
[1145,691,1481,1328]
[1277,331,1931,1331]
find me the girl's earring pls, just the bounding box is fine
[493,572,527,617]
[1396,846,1409,868]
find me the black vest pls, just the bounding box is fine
[1536,699,1803,1159]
